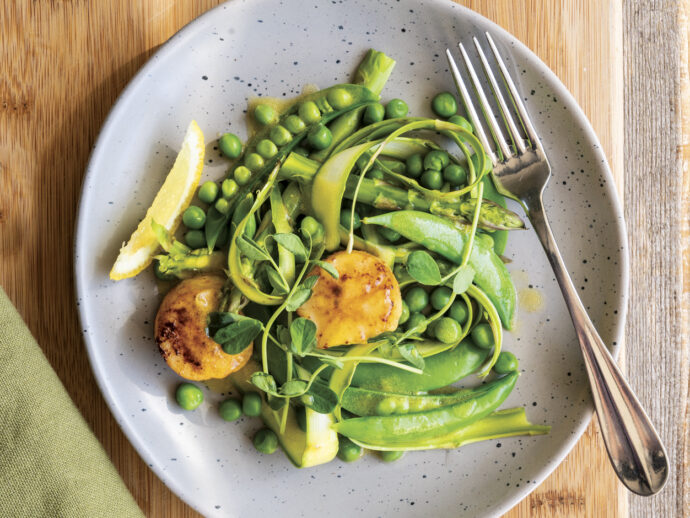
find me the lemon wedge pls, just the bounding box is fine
[110,120,205,280]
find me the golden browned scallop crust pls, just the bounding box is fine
[297,250,402,348]
[155,274,251,380]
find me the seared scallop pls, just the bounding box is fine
[297,250,402,348]
[155,274,251,380]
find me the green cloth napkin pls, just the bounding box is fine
[0,287,144,518]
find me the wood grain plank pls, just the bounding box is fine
[623,1,689,517]
[3,1,675,517]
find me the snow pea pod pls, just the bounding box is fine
[350,339,488,393]
[334,371,518,444]
[362,210,516,329]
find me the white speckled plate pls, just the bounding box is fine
[75,1,628,516]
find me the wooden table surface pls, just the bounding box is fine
[0,1,687,517]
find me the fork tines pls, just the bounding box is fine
[446,33,541,165]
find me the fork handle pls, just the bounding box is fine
[525,194,668,496]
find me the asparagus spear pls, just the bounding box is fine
[279,152,525,231]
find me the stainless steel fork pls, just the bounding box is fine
[446,34,668,496]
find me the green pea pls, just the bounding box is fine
[434,317,462,344]
[284,114,306,134]
[153,259,175,281]
[298,101,321,123]
[420,169,443,190]
[244,152,265,172]
[327,88,353,110]
[385,98,409,119]
[379,227,400,243]
[218,133,242,159]
[221,178,238,199]
[494,351,519,374]
[405,286,429,313]
[296,406,307,432]
[256,139,278,159]
[380,450,405,462]
[471,323,494,350]
[198,181,219,204]
[405,153,424,178]
[443,163,467,186]
[182,206,206,229]
[398,300,410,325]
[214,197,231,215]
[340,209,361,230]
[430,286,452,310]
[218,398,242,421]
[293,145,310,157]
[175,383,203,410]
[242,392,262,417]
[270,125,292,146]
[184,230,206,249]
[449,300,469,324]
[307,124,333,150]
[406,312,427,334]
[363,103,385,125]
[337,436,363,462]
[376,397,397,416]
[431,92,458,118]
[253,428,278,454]
[300,216,324,243]
[368,167,385,180]
[254,104,277,126]
[234,165,252,185]
[448,114,473,133]
[423,150,450,171]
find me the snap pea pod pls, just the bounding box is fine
[341,380,501,417]
[362,210,516,329]
[347,407,550,451]
[278,152,524,230]
[205,83,379,248]
[350,339,488,393]
[334,371,518,444]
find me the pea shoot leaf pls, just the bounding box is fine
[280,379,308,396]
[303,380,338,414]
[273,233,308,262]
[266,267,290,295]
[250,372,277,394]
[313,261,339,279]
[286,287,312,312]
[213,318,263,355]
[236,235,272,262]
[207,311,236,336]
[452,264,475,294]
[276,324,290,345]
[406,250,441,285]
[289,317,317,357]
[302,275,319,290]
[397,343,426,370]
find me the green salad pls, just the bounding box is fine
[137,49,549,467]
